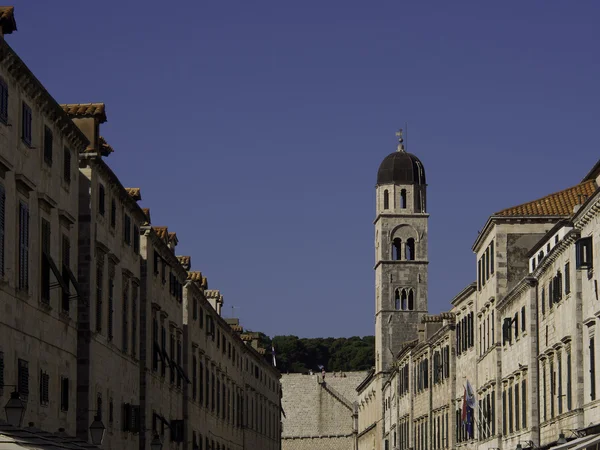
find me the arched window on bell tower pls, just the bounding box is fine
[401,289,408,310]
[395,290,401,310]
[408,290,414,311]
[384,190,390,210]
[393,238,402,260]
[400,189,407,209]
[406,238,415,261]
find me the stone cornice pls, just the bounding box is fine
[532,229,580,278]
[0,39,88,152]
[140,225,187,281]
[374,260,428,270]
[373,212,430,225]
[496,277,536,311]
[573,188,600,230]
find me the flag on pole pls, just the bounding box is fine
[271,346,277,367]
[462,380,477,438]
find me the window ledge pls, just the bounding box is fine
[59,311,71,324]
[39,300,52,312]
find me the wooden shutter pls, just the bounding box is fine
[0,77,7,123]
[63,147,71,183]
[61,377,69,411]
[18,359,29,395]
[0,351,4,393]
[43,126,53,165]
[122,403,131,431]
[19,202,29,289]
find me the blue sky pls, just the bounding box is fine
[7,1,599,338]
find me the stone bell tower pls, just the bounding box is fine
[374,130,429,373]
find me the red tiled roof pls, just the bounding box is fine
[153,226,168,240]
[494,180,597,217]
[178,256,191,268]
[60,103,107,123]
[187,271,203,282]
[125,188,141,201]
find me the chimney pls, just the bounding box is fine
[0,7,17,38]
[60,103,107,153]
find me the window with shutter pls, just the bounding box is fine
[521,306,526,332]
[0,184,5,276]
[108,276,114,340]
[21,102,32,146]
[0,77,8,124]
[18,359,29,397]
[123,403,132,431]
[132,285,138,358]
[43,126,53,165]
[41,218,51,303]
[514,313,519,339]
[39,370,49,405]
[109,399,114,423]
[133,225,139,253]
[576,237,593,270]
[122,282,129,353]
[565,262,571,294]
[61,377,69,411]
[124,214,131,245]
[0,351,3,395]
[19,201,29,290]
[96,266,103,333]
[132,405,140,432]
[61,235,71,312]
[98,184,105,216]
[63,148,71,183]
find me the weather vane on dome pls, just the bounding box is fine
[396,128,405,152]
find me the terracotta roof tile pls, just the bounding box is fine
[201,276,208,289]
[99,136,113,156]
[494,180,597,217]
[230,324,243,333]
[0,6,17,34]
[187,271,203,282]
[60,103,107,123]
[240,334,253,342]
[168,232,177,242]
[125,188,141,201]
[178,256,191,268]
[153,226,168,240]
[141,208,151,224]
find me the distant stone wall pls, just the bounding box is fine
[281,371,367,450]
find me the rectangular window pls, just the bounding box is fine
[18,201,29,290]
[565,262,571,294]
[124,214,131,245]
[576,237,593,270]
[63,147,71,184]
[108,276,114,340]
[60,377,69,411]
[541,287,545,315]
[522,378,527,429]
[152,317,159,372]
[521,306,526,332]
[21,102,32,146]
[478,259,482,290]
[558,353,563,414]
[0,77,8,124]
[43,126,53,165]
[192,356,197,401]
[485,247,490,280]
[508,386,513,433]
[132,284,137,357]
[161,325,167,377]
[98,184,105,216]
[515,383,520,431]
[590,337,596,401]
[39,370,49,405]
[199,361,204,404]
[514,313,519,340]
[122,282,129,353]
[110,199,116,228]
[490,240,495,274]
[18,359,29,397]
[41,218,51,303]
[548,280,553,310]
[154,251,159,275]
[133,225,140,253]
[96,265,103,332]
[550,359,555,418]
[170,332,175,384]
[543,364,547,421]
[193,298,198,320]
[61,235,71,312]
[567,352,572,410]
[502,390,507,435]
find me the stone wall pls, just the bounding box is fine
[281,371,366,450]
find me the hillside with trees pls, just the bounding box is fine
[253,334,375,373]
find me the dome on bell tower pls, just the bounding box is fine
[376,130,426,186]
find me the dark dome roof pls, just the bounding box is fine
[377,151,426,186]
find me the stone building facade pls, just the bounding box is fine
[0,7,281,450]
[0,8,88,437]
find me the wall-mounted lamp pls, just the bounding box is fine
[150,433,163,450]
[516,441,537,450]
[88,414,105,445]
[557,432,567,444]
[2,386,26,428]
